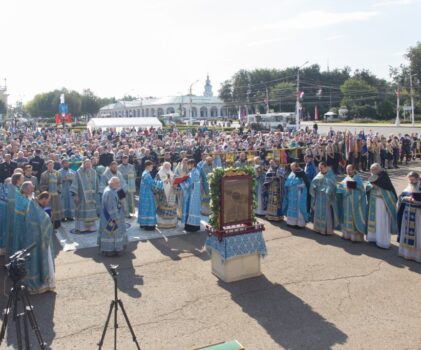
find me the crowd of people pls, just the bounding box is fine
[0,122,420,294]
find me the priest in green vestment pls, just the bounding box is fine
[24,192,56,294]
[70,159,99,233]
[337,164,367,242]
[310,162,339,235]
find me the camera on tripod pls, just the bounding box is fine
[0,242,47,350]
[109,264,119,277]
[5,242,36,283]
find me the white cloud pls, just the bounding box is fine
[255,10,379,31]
[373,0,419,7]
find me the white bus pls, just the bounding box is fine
[247,113,296,130]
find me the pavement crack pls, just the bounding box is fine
[283,260,384,286]
[336,279,352,313]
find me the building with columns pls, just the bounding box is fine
[99,76,227,119]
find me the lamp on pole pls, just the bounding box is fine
[189,80,199,125]
[296,61,309,130]
[395,83,400,127]
[409,73,417,126]
[260,81,269,114]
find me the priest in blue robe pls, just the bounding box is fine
[397,171,421,262]
[40,160,63,229]
[337,164,367,242]
[5,173,24,256]
[96,165,106,217]
[138,160,164,230]
[283,162,310,228]
[118,155,136,218]
[58,159,75,221]
[198,155,213,216]
[98,176,127,256]
[102,161,127,193]
[0,184,8,255]
[24,192,56,294]
[310,162,339,235]
[70,159,99,233]
[180,159,202,232]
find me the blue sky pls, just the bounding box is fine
[1,0,420,103]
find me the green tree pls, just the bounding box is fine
[0,100,6,115]
[25,90,58,117]
[81,89,100,117]
[269,82,295,112]
[25,89,82,117]
[232,69,250,111]
[341,79,378,118]
[406,41,421,94]
[122,95,137,101]
[98,96,117,108]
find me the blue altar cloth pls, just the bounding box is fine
[205,231,267,262]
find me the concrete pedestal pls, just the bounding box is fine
[211,248,262,283]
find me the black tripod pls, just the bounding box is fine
[98,264,140,350]
[0,243,47,350]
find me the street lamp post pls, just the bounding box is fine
[296,61,309,130]
[410,73,417,126]
[260,81,269,114]
[395,83,400,127]
[189,80,199,125]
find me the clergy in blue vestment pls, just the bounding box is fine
[70,159,99,233]
[337,165,367,242]
[310,162,339,235]
[198,155,213,216]
[138,160,164,230]
[102,161,127,195]
[40,160,63,229]
[24,192,56,294]
[254,157,266,216]
[58,159,75,221]
[366,163,398,249]
[397,171,421,262]
[263,159,285,222]
[98,176,128,256]
[96,165,106,217]
[9,188,31,255]
[283,163,310,228]
[5,173,24,256]
[118,155,136,218]
[0,184,8,255]
[180,159,202,232]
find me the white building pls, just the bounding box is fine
[99,76,227,119]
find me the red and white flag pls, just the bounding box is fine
[297,90,304,99]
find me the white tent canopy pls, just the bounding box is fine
[87,117,162,130]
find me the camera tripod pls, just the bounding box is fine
[0,276,47,350]
[97,265,140,350]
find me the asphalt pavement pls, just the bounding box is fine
[1,163,421,349]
